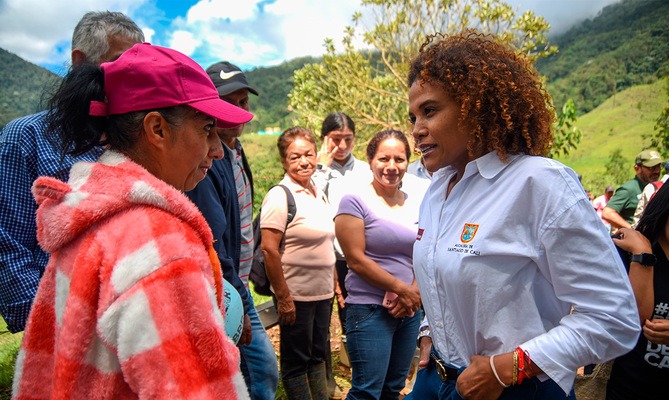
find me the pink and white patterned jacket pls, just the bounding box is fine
[12,151,249,399]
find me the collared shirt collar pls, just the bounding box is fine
[281,173,318,197]
[432,151,521,181]
[332,154,356,173]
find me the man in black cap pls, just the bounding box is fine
[186,62,278,400]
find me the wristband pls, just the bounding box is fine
[489,355,510,388]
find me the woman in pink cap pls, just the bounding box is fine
[12,43,253,399]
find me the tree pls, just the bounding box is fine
[648,76,669,159]
[549,99,582,158]
[604,148,631,187]
[289,0,573,155]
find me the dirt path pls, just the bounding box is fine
[265,309,417,399]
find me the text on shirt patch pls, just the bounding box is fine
[460,223,479,243]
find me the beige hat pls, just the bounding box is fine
[635,149,663,167]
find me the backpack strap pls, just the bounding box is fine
[277,184,296,226]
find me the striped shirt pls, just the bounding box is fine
[229,141,254,286]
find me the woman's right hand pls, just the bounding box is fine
[277,295,297,325]
[389,282,421,318]
[317,136,337,167]
[613,228,652,254]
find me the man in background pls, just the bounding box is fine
[592,185,615,232]
[0,11,144,333]
[633,159,668,226]
[603,149,663,230]
[186,61,278,400]
[407,156,431,181]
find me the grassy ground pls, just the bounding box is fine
[0,317,21,399]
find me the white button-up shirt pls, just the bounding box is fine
[413,152,639,394]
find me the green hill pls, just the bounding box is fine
[537,0,669,114]
[555,78,666,194]
[0,48,59,128]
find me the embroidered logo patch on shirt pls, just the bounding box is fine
[460,223,479,243]
[416,228,424,241]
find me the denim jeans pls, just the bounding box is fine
[279,299,332,379]
[345,304,422,400]
[239,295,279,400]
[405,352,576,400]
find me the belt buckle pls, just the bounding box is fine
[431,354,449,381]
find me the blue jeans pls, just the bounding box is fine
[345,304,422,400]
[239,295,279,400]
[405,352,576,400]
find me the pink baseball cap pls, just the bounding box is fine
[89,43,253,128]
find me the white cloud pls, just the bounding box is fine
[263,0,361,62]
[170,30,199,55]
[142,27,155,43]
[0,0,145,64]
[0,0,621,73]
[186,0,258,22]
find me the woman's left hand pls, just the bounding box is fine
[643,318,669,345]
[456,355,505,400]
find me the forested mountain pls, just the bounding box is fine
[537,0,669,113]
[244,55,320,133]
[0,48,59,128]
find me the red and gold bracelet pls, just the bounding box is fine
[515,347,533,385]
[512,349,518,385]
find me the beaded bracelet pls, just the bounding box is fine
[489,355,510,388]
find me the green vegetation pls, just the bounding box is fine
[244,56,320,135]
[537,0,669,114]
[554,79,666,195]
[649,77,669,158]
[0,48,59,128]
[0,317,22,399]
[288,0,557,146]
[243,134,287,216]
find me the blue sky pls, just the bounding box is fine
[0,0,618,75]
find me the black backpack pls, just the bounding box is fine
[250,185,296,296]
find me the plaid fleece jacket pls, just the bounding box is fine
[12,151,249,399]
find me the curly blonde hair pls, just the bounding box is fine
[408,29,555,161]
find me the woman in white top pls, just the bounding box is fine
[405,30,639,400]
[260,127,335,400]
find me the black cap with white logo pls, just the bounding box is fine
[206,61,259,97]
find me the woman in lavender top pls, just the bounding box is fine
[334,130,427,400]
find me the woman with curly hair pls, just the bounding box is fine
[405,30,640,400]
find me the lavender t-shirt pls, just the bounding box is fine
[336,187,423,305]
